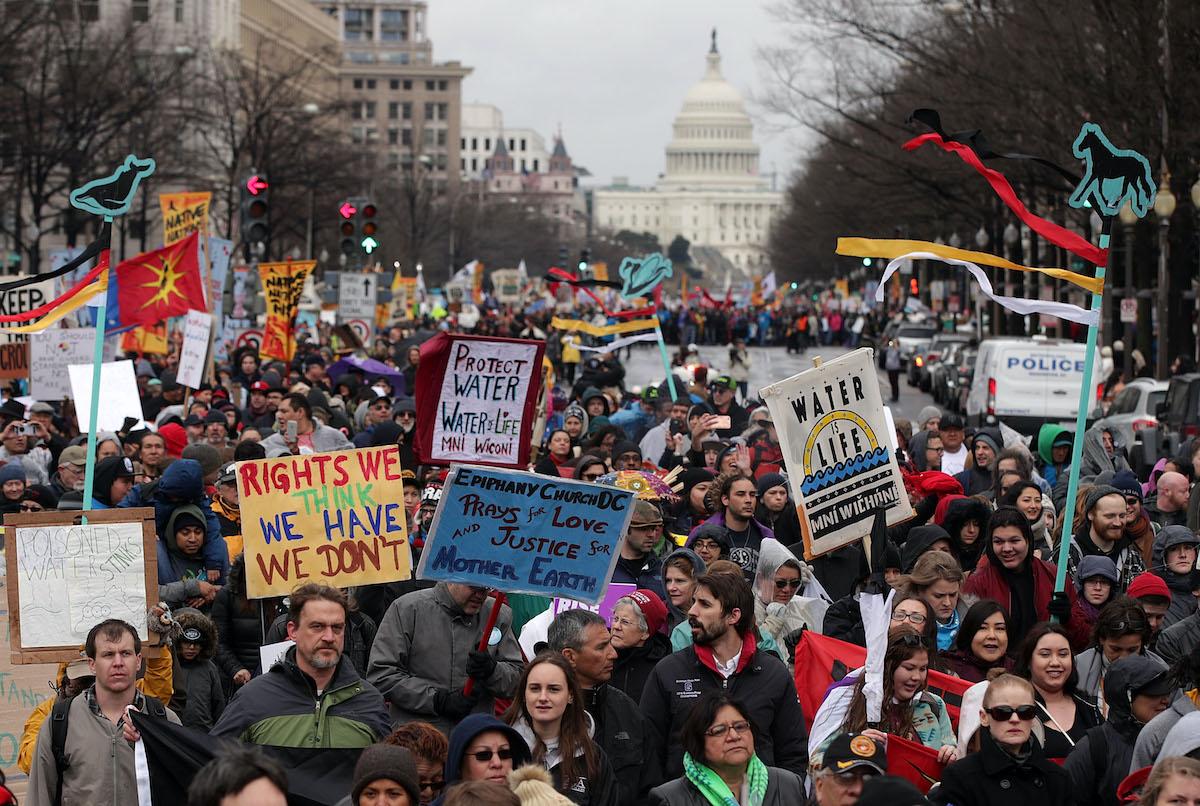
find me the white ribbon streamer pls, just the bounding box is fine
[861,588,895,724]
[135,736,153,806]
[878,252,1099,326]
[573,331,661,354]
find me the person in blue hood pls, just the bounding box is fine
[120,458,228,582]
[157,503,220,611]
[434,714,532,805]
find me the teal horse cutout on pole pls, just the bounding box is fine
[1067,123,1155,217]
[1052,127,1153,600]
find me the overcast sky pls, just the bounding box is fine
[427,0,798,189]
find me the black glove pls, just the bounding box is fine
[1048,591,1072,625]
[434,688,479,720]
[466,650,498,681]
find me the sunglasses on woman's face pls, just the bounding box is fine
[467,748,513,763]
[582,471,603,481]
[19,502,42,512]
[774,578,802,590]
[985,704,1037,722]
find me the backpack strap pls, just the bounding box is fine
[142,696,167,720]
[50,697,71,806]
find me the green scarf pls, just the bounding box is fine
[682,751,769,806]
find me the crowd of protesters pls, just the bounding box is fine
[7,301,1200,806]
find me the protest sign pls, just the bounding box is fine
[759,348,912,559]
[176,310,212,389]
[67,359,143,432]
[338,273,377,322]
[208,236,233,309]
[0,343,28,380]
[259,260,314,362]
[391,276,417,320]
[518,582,635,659]
[413,333,545,469]
[0,276,58,344]
[4,508,158,663]
[237,445,411,599]
[160,192,211,245]
[30,328,94,400]
[416,465,631,605]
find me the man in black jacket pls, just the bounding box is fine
[640,571,808,780]
[549,608,662,806]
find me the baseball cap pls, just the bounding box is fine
[939,412,965,431]
[216,462,237,486]
[709,375,737,391]
[58,445,87,468]
[183,414,204,428]
[641,386,661,403]
[856,776,930,806]
[628,590,667,635]
[64,659,94,681]
[821,732,887,776]
[180,627,203,643]
[204,410,227,425]
[29,402,54,415]
[250,381,269,393]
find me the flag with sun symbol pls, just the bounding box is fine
[113,232,205,327]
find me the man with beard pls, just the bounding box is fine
[1067,485,1147,592]
[640,571,807,780]
[210,584,388,746]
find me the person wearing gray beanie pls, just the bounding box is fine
[348,744,421,806]
[916,406,942,431]
[1066,484,1147,592]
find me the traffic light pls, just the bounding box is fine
[360,202,378,255]
[862,257,872,267]
[240,171,269,248]
[909,277,919,296]
[338,197,379,259]
[578,248,591,273]
[557,246,568,268]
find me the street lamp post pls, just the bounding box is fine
[1118,201,1139,380]
[1191,178,1200,364]
[1154,175,1177,379]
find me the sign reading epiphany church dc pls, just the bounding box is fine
[759,348,912,560]
[413,333,546,469]
[416,465,632,605]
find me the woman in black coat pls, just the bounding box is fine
[932,673,1070,806]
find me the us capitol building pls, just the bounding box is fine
[592,31,782,282]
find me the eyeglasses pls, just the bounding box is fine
[891,611,927,625]
[985,704,1037,722]
[830,769,878,784]
[705,720,751,738]
[612,616,642,630]
[420,780,446,793]
[774,578,802,590]
[693,540,721,551]
[928,446,945,453]
[467,748,513,763]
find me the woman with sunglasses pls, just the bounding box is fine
[439,714,532,803]
[750,539,828,665]
[1013,622,1101,759]
[941,600,1011,683]
[933,674,1070,806]
[648,693,803,806]
[572,455,607,483]
[505,654,618,806]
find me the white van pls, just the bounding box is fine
[965,337,1102,435]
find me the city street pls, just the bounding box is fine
[622,342,939,424]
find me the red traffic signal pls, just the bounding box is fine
[246,175,269,196]
[362,221,378,236]
[909,278,919,295]
[339,201,357,219]
[362,204,377,218]
[248,199,267,219]
[340,221,355,236]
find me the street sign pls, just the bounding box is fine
[1120,298,1137,323]
[338,273,377,322]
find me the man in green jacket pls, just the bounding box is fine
[210,583,389,746]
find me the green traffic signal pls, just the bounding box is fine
[361,236,379,254]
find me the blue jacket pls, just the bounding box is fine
[120,459,228,582]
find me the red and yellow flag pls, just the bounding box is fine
[115,233,205,327]
[259,260,315,362]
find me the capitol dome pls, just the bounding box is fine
[659,31,767,191]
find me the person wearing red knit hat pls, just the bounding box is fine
[608,589,670,701]
[1127,572,1173,647]
[157,422,188,459]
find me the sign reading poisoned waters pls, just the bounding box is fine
[760,348,912,559]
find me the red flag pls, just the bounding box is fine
[886,734,944,793]
[792,632,973,731]
[115,233,205,326]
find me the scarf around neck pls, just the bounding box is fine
[683,751,768,806]
[936,608,960,651]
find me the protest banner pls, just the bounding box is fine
[67,359,143,431]
[416,465,631,606]
[120,322,169,355]
[259,260,314,363]
[237,445,411,599]
[0,275,59,344]
[759,348,912,559]
[30,328,94,400]
[338,273,377,322]
[208,236,233,310]
[0,343,28,380]
[413,333,545,469]
[4,507,158,663]
[176,309,212,389]
[517,582,635,658]
[160,191,211,245]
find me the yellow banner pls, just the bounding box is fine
[259,260,315,362]
[836,237,1103,295]
[592,262,609,282]
[121,323,169,355]
[237,445,412,598]
[550,317,660,337]
[472,261,485,304]
[160,192,212,245]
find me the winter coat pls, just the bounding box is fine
[210,558,282,684]
[511,716,620,806]
[1155,710,1200,768]
[937,495,992,572]
[585,684,664,805]
[804,542,863,603]
[265,609,376,678]
[648,765,804,806]
[823,592,868,646]
[210,646,389,746]
[961,551,1090,651]
[940,648,1011,683]
[639,633,808,780]
[259,421,354,455]
[1159,611,1200,667]
[611,632,671,702]
[932,731,1071,806]
[366,583,523,734]
[900,524,953,573]
[1130,692,1197,772]
[1074,647,1167,703]
[119,459,228,582]
[170,611,226,730]
[156,503,215,610]
[1078,423,1129,481]
[751,538,829,659]
[1152,525,1200,629]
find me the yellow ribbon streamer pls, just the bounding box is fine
[836,238,1103,295]
[0,277,107,334]
[550,317,661,337]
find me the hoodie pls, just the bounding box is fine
[1072,555,1119,630]
[563,403,590,445]
[1078,424,1129,481]
[751,538,829,661]
[937,495,991,572]
[660,547,706,632]
[900,524,953,573]
[1154,710,1200,771]
[1152,525,1200,628]
[440,714,533,794]
[121,459,228,582]
[1037,424,1072,485]
[156,503,212,608]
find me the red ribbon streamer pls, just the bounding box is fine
[903,133,1108,267]
[545,267,654,319]
[0,253,108,323]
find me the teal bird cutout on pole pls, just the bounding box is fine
[69,154,157,220]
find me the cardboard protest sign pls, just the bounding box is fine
[759,348,912,559]
[0,275,59,344]
[413,333,545,469]
[416,465,631,605]
[160,192,211,245]
[259,260,314,363]
[31,329,94,400]
[4,508,158,663]
[67,359,143,432]
[0,343,28,380]
[237,445,411,599]
[176,309,212,389]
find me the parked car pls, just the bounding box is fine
[1094,378,1168,453]
[1160,373,1200,441]
[930,342,966,406]
[953,347,978,414]
[895,322,938,369]
[910,333,971,390]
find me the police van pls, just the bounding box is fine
[965,337,1101,435]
